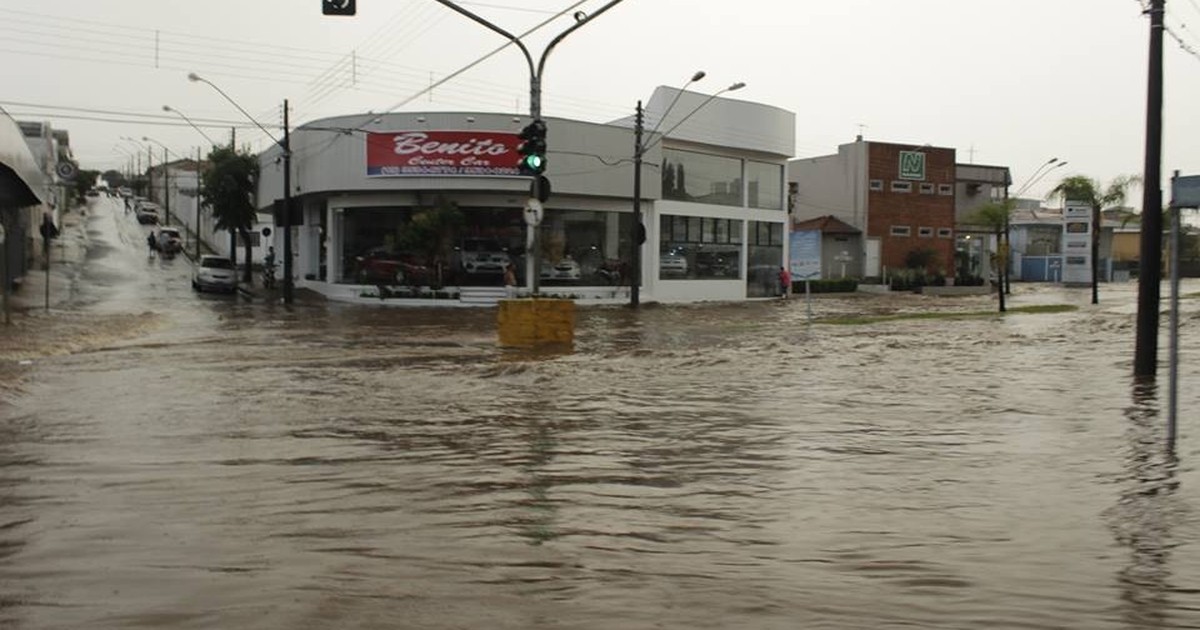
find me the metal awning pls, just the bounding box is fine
[0,115,45,208]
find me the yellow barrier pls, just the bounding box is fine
[497,298,576,347]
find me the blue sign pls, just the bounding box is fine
[789,230,822,280]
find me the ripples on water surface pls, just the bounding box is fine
[2,285,1199,629]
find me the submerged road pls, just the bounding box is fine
[1,196,1199,629]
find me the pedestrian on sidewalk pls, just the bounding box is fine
[778,266,791,299]
[147,232,157,258]
[503,262,517,298]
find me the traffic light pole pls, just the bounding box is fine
[283,99,294,305]
[433,0,627,296]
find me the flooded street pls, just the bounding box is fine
[2,198,1199,629]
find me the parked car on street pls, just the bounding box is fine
[136,202,161,224]
[156,227,183,256]
[192,255,237,293]
[351,247,433,285]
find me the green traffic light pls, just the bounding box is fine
[522,154,545,171]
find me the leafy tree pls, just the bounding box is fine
[70,168,100,202]
[102,169,127,189]
[201,146,259,282]
[396,196,464,287]
[1047,175,1139,304]
[968,198,1017,312]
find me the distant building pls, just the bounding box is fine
[789,138,957,280]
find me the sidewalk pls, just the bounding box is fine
[8,205,91,313]
[0,206,150,384]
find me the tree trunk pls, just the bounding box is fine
[241,229,253,283]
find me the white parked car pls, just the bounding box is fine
[540,256,581,280]
[192,255,237,293]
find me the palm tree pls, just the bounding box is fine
[968,198,1016,312]
[1046,175,1139,304]
[201,146,259,283]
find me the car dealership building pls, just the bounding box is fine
[255,87,795,305]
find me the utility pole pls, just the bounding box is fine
[1135,0,1165,377]
[162,146,171,226]
[283,98,294,304]
[195,146,202,261]
[631,100,644,307]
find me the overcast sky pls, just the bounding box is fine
[1,0,1195,203]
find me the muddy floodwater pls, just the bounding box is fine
[2,198,1199,629]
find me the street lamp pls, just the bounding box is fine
[163,105,217,148]
[122,136,153,190]
[189,71,293,304]
[432,0,627,297]
[166,104,215,262]
[1015,157,1063,198]
[629,80,746,307]
[143,136,176,226]
[628,70,706,308]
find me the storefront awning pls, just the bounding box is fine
[0,116,46,208]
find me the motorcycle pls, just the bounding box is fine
[262,262,277,289]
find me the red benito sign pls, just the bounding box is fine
[366,130,522,177]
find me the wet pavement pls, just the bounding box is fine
[1,197,1199,629]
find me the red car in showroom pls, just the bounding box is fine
[352,248,432,285]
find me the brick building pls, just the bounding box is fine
[789,138,958,280]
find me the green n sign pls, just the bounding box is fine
[899,151,926,180]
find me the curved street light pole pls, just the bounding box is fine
[432,0,627,296]
[165,105,213,261]
[188,72,292,304]
[143,136,176,226]
[629,71,707,307]
[163,105,218,148]
[630,81,746,307]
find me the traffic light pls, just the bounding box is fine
[322,0,356,15]
[517,120,547,176]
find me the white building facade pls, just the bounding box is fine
[255,88,795,305]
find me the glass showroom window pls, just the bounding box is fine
[747,160,784,210]
[536,209,632,286]
[662,148,743,207]
[341,204,524,288]
[659,214,743,280]
[746,220,784,298]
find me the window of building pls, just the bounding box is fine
[747,220,784,297]
[918,226,934,238]
[891,225,911,237]
[938,184,953,196]
[919,183,935,194]
[662,149,743,207]
[659,214,744,280]
[236,231,261,248]
[937,227,953,238]
[869,179,884,192]
[891,181,913,193]
[747,160,784,210]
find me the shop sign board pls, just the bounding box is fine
[366,130,521,177]
[899,151,926,180]
[1171,174,1200,208]
[1062,203,1092,284]
[789,229,822,279]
